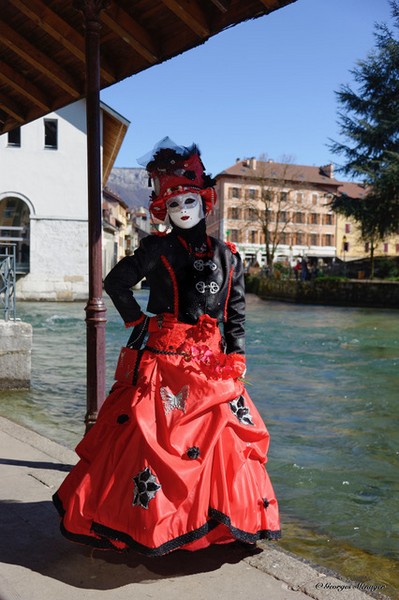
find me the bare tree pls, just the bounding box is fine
[241,155,299,272]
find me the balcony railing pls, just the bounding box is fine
[0,226,30,274]
[0,243,16,321]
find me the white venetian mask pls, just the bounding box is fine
[166,192,204,229]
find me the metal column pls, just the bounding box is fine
[76,0,109,430]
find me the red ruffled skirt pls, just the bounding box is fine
[53,314,280,555]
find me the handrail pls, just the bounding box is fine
[0,243,17,321]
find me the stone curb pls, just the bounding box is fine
[0,415,77,465]
[245,547,391,600]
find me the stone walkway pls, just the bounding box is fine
[0,416,389,600]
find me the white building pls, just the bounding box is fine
[0,100,128,300]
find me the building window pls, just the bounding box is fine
[280,211,287,223]
[263,189,274,203]
[7,127,21,147]
[325,234,334,246]
[44,119,58,149]
[280,232,288,244]
[279,191,288,203]
[345,223,351,233]
[0,196,30,273]
[365,242,370,253]
[248,188,256,200]
[296,193,303,204]
[312,194,318,206]
[231,187,240,199]
[310,233,318,245]
[396,243,399,254]
[230,229,239,243]
[384,243,389,253]
[3,198,17,218]
[229,207,240,220]
[324,213,334,225]
[295,212,304,224]
[310,213,319,225]
[247,208,257,221]
[249,230,257,244]
[296,233,303,245]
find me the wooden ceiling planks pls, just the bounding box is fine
[0,0,297,134]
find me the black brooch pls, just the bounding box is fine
[263,498,270,508]
[132,467,161,509]
[186,446,200,460]
[229,396,255,426]
[117,414,129,424]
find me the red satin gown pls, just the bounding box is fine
[53,313,281,555]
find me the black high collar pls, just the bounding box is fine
[170,218,207,249]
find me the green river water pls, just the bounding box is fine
[1,292,398,597]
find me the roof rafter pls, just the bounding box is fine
[0,58,51,112]
[8,0,115,85]
[0,0,297,134]
[0,20,81,98]
[160,0,210,38]
[102,118,128,184]
[258,0,278,10]
[209,0,229,12]
[102,2,159,64]
[0,92,26,123]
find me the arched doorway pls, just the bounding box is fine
[0,196,31,273]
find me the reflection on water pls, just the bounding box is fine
[1,292,398,596]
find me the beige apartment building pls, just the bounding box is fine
[207,158,341,269]
[336,181,399,263]
[207,158,399,270]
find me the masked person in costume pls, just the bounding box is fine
[53,138,281,555]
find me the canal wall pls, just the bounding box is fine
[0,320,32,389]
[245,275,399,309]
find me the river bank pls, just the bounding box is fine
[245,275,399,308]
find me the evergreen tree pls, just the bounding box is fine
[330,0,399,246]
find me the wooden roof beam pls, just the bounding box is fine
[0,58,51,112]
[160,0,210,38]
[102,119,127,185]
[258,0,278,11]
[0,93,26,124]
[0,20,81,98]
[102,2,159,64]
[0,118,19,135]
[208,0,229,12]
[8,0,115,85]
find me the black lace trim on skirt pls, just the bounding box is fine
[53,492,281,556]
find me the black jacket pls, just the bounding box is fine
[104,230,246,354]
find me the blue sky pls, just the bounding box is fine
[100,0,393,179]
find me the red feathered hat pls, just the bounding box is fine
[137,137,217,222]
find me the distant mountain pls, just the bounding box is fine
[107,167,151,209]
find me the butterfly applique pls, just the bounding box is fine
[160,385,189,415]
[229,395,255,426]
